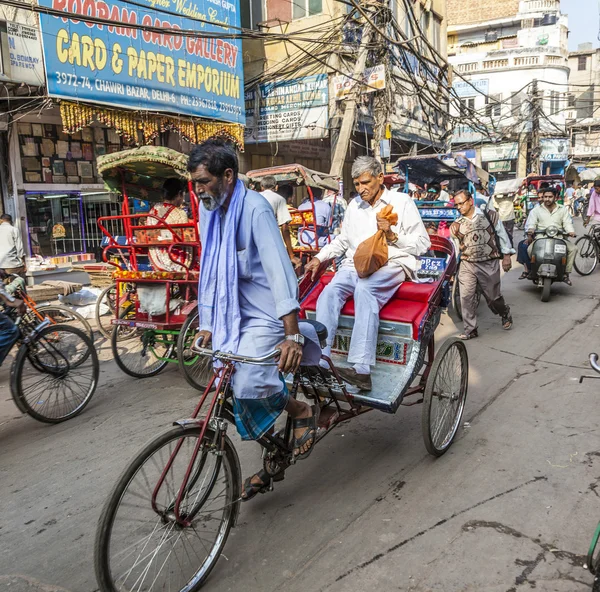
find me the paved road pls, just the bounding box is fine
[1,227,599,592]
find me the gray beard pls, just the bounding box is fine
[200,193,228,211]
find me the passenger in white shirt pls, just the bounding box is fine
[260,176,301,269]
[305,156,430,391]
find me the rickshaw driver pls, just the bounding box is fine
[305,156,431,391]
[190,141,318,501]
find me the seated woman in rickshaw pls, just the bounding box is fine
[146,178,194,272]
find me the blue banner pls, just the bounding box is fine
[38,0,244,123]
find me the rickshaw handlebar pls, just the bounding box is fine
[590,353,600,375]
[192,341,281,366]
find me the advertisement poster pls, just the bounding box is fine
[540,138,569,162]
[38,0,244,123]
[245,74,328,144]
[333,64,385,100]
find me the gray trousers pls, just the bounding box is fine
[459,259,509,335]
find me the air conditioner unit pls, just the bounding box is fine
[541,14,557,26]
[485,31,499,42]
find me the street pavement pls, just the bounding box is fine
[1,224,600,592]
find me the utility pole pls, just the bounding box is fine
[329,14,373,178]
[530,78,541,175]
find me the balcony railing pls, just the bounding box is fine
[483,59,509,69]
[514,56,539,66]
[452,53,567,73]
[519,0,560,14]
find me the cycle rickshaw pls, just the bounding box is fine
[247,164,340,258]
[96,146,210,390]
[94,223,469,590]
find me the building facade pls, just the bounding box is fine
[241,0,449,188]
[448,0,569,180]
[566,43,600,168]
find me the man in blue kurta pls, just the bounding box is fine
[191,140,317,501]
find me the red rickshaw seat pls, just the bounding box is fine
[300,272,437,338]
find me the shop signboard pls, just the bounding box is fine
[245,74,328,144]
[452,124,485,144]
[333,64,385,99]
[38,0,244,123]
[452,78,489,98]
[540,138,569,162]
[4,23,45,86]
[488,160,512,173]
[572,132,600,158]
[481,142,518,162]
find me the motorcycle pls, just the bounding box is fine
[527,225,569,302]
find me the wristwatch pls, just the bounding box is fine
[285,334,305,346]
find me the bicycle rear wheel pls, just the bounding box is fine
[38,304,94,342]
[95,284,136,340]
[177,310,213,391]
[10,325,99,423]
[111,319,172,378]
[95,426,241,592]
[574,236,598,276]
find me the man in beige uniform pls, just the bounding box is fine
[451,189,514,340]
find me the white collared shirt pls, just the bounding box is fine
[315,189,431,272]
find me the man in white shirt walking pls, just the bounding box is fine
[305,156,430,391]
[260,176,301,269]
[0,214,26,277]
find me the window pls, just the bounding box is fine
[241,0,263,29]
[485,94,502,118]
[432,14,442,53]
[460,97,475,116]
[578,55,588,71]
[419,9,430,53]
[568,93,576,108]
[293,0,322,19]
[511,93,523,117]
[549,90,560,115]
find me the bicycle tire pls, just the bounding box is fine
[10,325,99,423]
[95,284,117,340]
[111,305,172,378]
[38,304,94,343]
[95,425,241,592]
[177,310,214,391]
[574,235,598,276]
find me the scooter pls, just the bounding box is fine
[528,225,569,302]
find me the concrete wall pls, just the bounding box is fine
[447,0,520,26]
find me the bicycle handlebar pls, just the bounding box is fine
[192,340,281,366]
[590,353,600,375]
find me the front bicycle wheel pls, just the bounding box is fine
[10,325,99,423]
[574,236,598,276]
[177,310,213,391]
[38,304,94,343]
[95,426,241,592]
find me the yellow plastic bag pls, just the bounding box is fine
[353,204,398,278]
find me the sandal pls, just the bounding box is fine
[458,330,478,340]
[518,272,529,280]
[241,469,272,502]
[502,307,513,330]
[563,275,573,286]
[293,404,319,460]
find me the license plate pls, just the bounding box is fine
[554,244,567,254]
[419,257,447,273]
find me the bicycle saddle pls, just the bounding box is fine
[299,319,328,347]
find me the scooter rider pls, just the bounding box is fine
[517,186,576,285]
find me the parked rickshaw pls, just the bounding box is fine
[94,225,469,590]
[96,146,210,390]
[246,164,340,257]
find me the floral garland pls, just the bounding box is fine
[59,101,245,150]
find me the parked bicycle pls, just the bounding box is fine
[2,293,99,423]
[574,224,600,276]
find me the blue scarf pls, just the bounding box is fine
[199,180,246,354]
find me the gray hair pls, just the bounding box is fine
[351,156,382,180]
[260,175,277,191]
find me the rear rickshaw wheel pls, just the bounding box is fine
[421,337,469,457]
[177,310,214,391]
[111,309,173,378]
